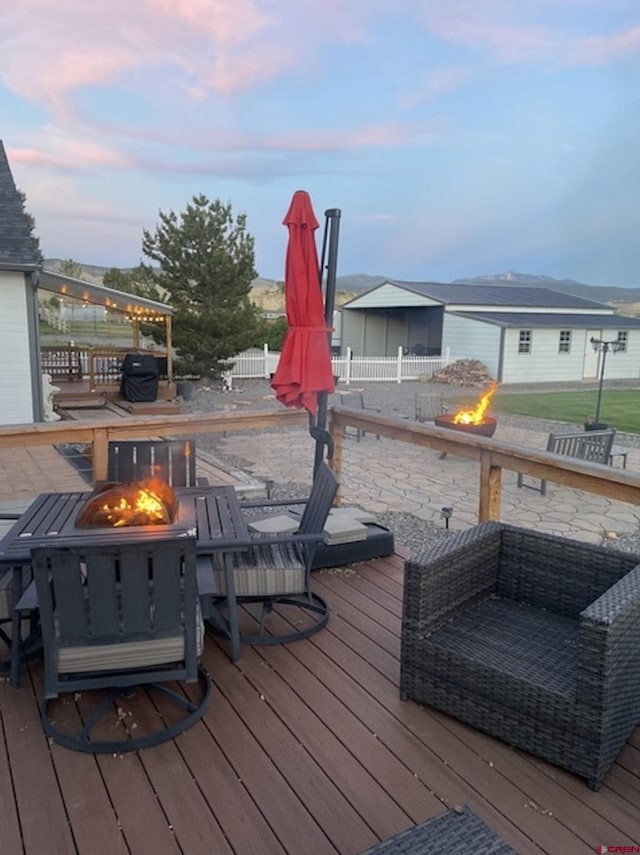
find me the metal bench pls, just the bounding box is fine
[517,428,616,496]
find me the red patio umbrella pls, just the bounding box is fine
[271,190,335,416]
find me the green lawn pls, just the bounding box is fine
[493,389,640,435]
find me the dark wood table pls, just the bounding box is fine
[0,486,251,682]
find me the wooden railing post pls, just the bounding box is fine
[92,428,109,481]
[328,411,344,506]
[478,452,501,522]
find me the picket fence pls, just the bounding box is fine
[229,345,455,384]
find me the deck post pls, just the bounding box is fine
[328,409,343,506]
[478,452,501,522]
[92,427,109,482]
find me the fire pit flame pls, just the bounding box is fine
[452,382,498,426]
[76,477,178,528]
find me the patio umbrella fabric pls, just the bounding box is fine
[270,190,335,416]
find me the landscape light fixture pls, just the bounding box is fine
[440,506,454,529]
[590,337,624,425]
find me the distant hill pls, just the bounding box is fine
[43,260,640,313]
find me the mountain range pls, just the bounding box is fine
[43,260,640,310]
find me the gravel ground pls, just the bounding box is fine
[181,377,640,556]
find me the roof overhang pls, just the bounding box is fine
[36,269,173,320]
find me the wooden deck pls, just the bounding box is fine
[1,548,639,855]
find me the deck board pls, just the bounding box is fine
[2,550,639,855]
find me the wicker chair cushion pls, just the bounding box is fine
[213,542,306,597]
[430,596,579,697]
[57,603,204,674]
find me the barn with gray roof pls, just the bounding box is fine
[339,279,640,383]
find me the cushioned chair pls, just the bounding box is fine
[400,522,640,790]
[32,537,211,753]
[199,462,339,663]
[107,439,201,486]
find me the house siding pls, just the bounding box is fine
[442,314,501,377]
[0,272,35,424]
[500,327,640,383]
[346,283,439,309]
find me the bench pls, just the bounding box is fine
[517,428,616,496]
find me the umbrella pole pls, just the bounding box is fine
[313,208,341,473]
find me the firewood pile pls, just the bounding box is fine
[426,359,494,387]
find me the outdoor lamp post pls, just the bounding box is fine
[590,337,623,425]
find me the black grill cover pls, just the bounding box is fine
[120,353,159,402]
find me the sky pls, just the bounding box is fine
[1,1,639,287]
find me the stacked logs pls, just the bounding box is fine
[427,359,494,387]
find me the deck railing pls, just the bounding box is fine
[41,346,169,388]
[1,408,639,523]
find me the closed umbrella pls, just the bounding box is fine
[271,190,335,417]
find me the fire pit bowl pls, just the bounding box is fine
[434,413,497,438]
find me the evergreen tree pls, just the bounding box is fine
[17,190,43,263]
[142,195,260,378]
[59,258,83,278]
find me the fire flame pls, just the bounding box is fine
[452,383,498,426]
[77,476,177,528]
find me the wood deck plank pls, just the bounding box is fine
[194,652,339,855]
[0,681,30,855]
[1,672,78,855]
[206,642,378,855]
[2,548,639,855]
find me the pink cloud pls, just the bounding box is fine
[411,0,640,67]
[9,140,133,171]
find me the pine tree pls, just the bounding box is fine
[17,190,43,263]
[142,195,260,378]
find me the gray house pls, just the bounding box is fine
[0,140,174,426]
[0,141,44,424]
[339,280,640,384]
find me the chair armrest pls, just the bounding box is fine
[239,497,307,510]
[196,531,326,552]
[577,564,640,717]
[403,523,501,636]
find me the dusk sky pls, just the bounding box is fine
[1,1,638,286]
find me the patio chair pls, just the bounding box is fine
[0,509,41,677]
[414,391,448,422]
[199,461,339,663]
[400,522,640,790]
[31,537,211,753]
[107,438,203,486]
[337,391,380,441]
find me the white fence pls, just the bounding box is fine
[230,345,455,384]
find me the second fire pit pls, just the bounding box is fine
[434,413,497,438]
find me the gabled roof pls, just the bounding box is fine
[37,269,173,319]
[0,140,41,270]
[451,311,640,329]
[345,279,612,311]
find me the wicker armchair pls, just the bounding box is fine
[400,523,640,790]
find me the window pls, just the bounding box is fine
[558,330,571,353]
[616,331,628,353]
[518,330,532,354]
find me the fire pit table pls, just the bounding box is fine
[0,485,251,685]
[0,485,248,564]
